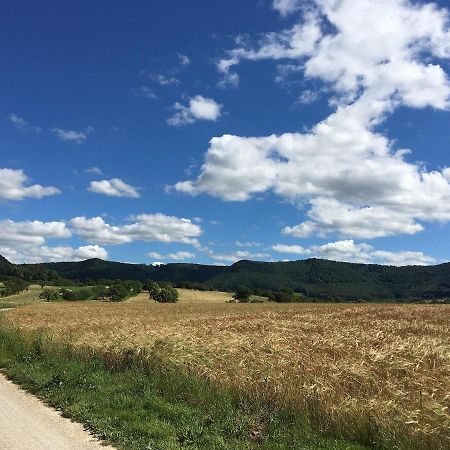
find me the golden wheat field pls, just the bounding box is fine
[127,288,234,304]
[4,301,450,449]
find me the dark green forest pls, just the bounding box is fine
[2,254,450,301]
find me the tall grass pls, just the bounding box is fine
[3,302,449,449]
[0,322,364,450]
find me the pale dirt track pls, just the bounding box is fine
[0,374,115,450]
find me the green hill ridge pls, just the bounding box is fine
[2,255,450,301]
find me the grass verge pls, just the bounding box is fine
[0,323,366,450]
[0,303,16,309]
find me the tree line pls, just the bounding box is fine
[37,279,180,304]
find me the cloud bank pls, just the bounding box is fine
[176,0,450,240]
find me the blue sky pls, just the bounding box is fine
[1,0,450,266]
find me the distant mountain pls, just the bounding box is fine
[6,256,449,301]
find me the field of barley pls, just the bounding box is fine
[3,300,449,449]
[127,288,235,304]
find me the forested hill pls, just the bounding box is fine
[3,256,449,301]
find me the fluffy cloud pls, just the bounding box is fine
[1,245,107,264]
[85,166,103,176]
[8,113,41,133]
[178,0,450,240]
[272,239,436,266]
[88,179,140,198]
[371,250,436,266]
[70,217,129,244]
[209,250,270,263]
[282,198,424,239]
[0,219,104,264]
[147,251,195,261]
[0,214,201,263]
[0,220,71,246]
[168,96,222,126]
[0,168,60,201]
[70,214,202,246]
[52,126,93,144]
[272,244,306,255]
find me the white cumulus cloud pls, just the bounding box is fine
[0,219,105,264]
[272,244,307,255]
[168,96,222,126]
[88,179,140,198]
[70,214,202,246]
[0,168,60,201]
[1,244,107,264]
[209,250,270,263]
[85,166,103,176]
[178,0,450,240]
[147,251,195,261]
[0,220,71,246]
[272,239,436,266]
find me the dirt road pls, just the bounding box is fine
[0,374,115,450]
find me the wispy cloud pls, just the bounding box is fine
[52,126,94,144]
[296,89,320,105]
[131,85,158,99]
[149,74,180,86]
[178,53,191,66]
[8,113,41,133]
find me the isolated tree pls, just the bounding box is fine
[143,279,156,292]
[233,286,251,303]
[148,282,179,303]
[107,282,128,302]
[39,288,59,302]
[147,281,161,302]
[157,286,179,303]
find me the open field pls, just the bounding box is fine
[0,285,42,308]
[127,288,235,304]
[3,301,449,449]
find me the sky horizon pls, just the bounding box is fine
[1,0,450,266]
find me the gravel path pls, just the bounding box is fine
[0,374,115,449]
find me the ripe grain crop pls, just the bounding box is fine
[127,288,234,304]
[4,302,449,449]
